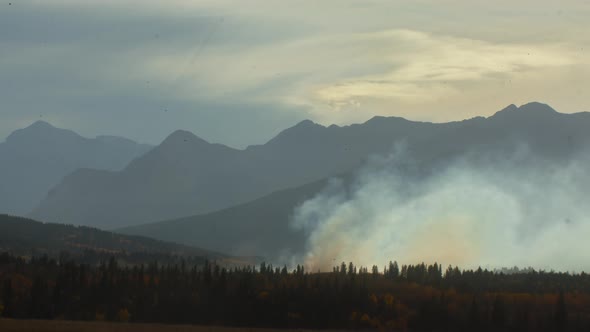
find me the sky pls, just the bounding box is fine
[1,0,589,148]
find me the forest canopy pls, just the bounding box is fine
[0,252,585,331]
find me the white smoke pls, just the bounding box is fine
[291,144,590,272]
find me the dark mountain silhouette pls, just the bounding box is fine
[0,121,152,215]
[118,178,331,257]
[31,103,590,231]
[0,214,233,264]
[116,102,590,257]
[30,118,432,228]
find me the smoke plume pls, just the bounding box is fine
[291,144,590,272]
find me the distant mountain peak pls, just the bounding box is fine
[294,119,320,128]
[491,104,518,117]
[266,119,325,146]
[492,102,557,118]
[166,130,204,142]
[28,120,55,129]
[501,104,518,112]
[365,115,410,125]
[6,120,80,143]
[159,130,212,149]
[518,102,557,114]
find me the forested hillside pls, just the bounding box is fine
[0,215,240,266]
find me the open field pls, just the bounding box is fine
[0,319,324,332]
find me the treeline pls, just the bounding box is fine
[0,214,222,263]
[1,252,588,331]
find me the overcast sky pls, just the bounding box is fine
[1,0,589,148]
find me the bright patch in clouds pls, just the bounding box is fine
[311,30,576,109]
[140,26,582,124]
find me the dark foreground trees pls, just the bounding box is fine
[0,252,588,331]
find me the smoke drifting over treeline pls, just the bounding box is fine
[292,143,590,272]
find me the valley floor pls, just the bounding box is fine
[0,319,326,332]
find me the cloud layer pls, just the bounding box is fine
[1,1,589,146]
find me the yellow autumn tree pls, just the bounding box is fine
[117,308,130,323]
[384,293,395,307]
[95,311,105,321]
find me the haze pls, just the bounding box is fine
[292,144,590,272]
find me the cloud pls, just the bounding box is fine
[0,2,309,147]
[139,28,581,110]
[309,29,577,110]
[1,1,589,145]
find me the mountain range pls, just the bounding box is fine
[31,114,438,228]
[2,102,588,258]
[116,102,590,257]
[0,121,152,215]
[29,102,590,235]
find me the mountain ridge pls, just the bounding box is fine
[0,121,153,215]
[0,214,227,261]
[118,102,590,257]
[31,102,590,230]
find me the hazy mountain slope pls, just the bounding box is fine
[118,103,590,257]
[0,214,227,262]
[31,118,437,229]
[31,102,590,230]
[0,121,152,215]
[118,178,332,257]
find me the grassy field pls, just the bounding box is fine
[0,319,324,332]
